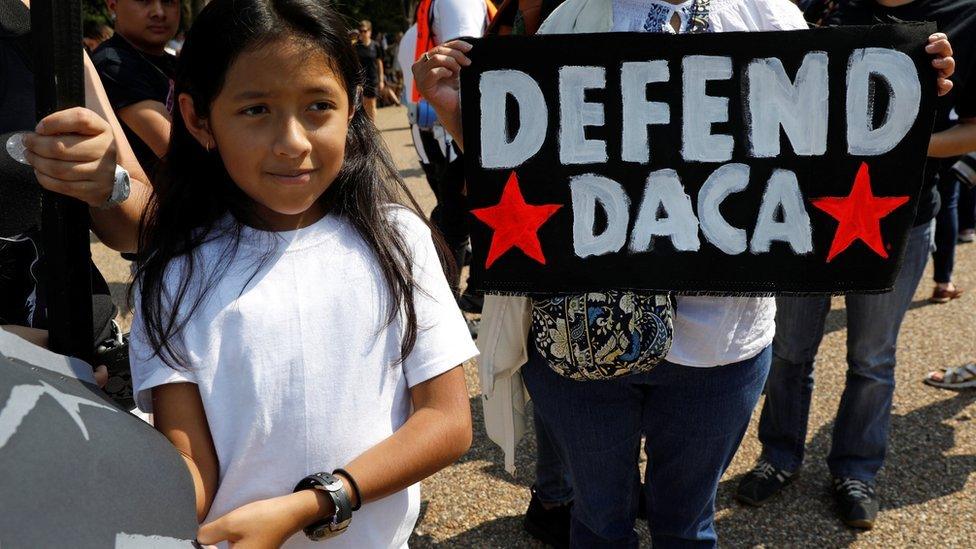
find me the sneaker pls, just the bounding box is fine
[958,229,975,243]
[832,477,879,529]
[735,458,796,506]
[523,486,572,549]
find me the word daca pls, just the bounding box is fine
[477,49,922,168]
[569,164,812,258]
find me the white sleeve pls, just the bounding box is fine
[128,284,196,413]
[391,209,479,387]
[398,25,418,105]
[433,0,487,44]
[758,0,810,31]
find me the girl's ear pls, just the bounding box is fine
[179,93,215,150]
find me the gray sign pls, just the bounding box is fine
[0,334,198,548]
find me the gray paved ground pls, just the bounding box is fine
[92,106,975,548]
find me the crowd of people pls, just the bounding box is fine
[0,0,973,547]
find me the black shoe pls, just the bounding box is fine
[735,458,797,506]
[523,486,572,549]
[832,477,878,530]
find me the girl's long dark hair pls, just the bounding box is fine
[133,0,450,369]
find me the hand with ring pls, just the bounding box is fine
[411,40,472,118]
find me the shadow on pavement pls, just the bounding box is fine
[714,392,976,547]
[823,299,931,338]
[455,395,538,487]
[107,282,131,314]
[411,514,542,548]
[400,167,426,179]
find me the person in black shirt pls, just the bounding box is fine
[737,0,971,530]
[355,19,385,120]
[92,0,179,178]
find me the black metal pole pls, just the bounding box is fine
[31,0,93,363]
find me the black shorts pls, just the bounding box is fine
[363,81,378,98]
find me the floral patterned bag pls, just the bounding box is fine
[530,291,674,381]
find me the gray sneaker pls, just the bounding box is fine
[832,477,879,529]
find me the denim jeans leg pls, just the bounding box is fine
[642,347,772,548]
[757,296,830,472]
[532,403,574,506]
[521,346,644,548]
[958,184,976,232]
[828,222,931,480]
[933,177,959,283]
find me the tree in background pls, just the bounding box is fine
[82,0,412,36]
[81,0,110,28]
[334,0,410,33]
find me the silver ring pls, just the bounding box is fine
[421,52,431,62]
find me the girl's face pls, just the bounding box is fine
[184,38,353,231]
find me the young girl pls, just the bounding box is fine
[128,1,477,547]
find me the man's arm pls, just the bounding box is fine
[117,99,172,158]
[83,52,152,252]
[929,118,976,158]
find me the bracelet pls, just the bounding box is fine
[333,468,362,511]
[293,473,352,540]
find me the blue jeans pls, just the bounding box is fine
[522,344,771,548]
[758,222,932,481]
[533,404,574,505]
[933,177,958,283]
[959,184,975,232]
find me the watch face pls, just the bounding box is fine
[112,166,131,204]
[5,133,30,165]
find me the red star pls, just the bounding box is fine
[810,162,909,263]
[471,172,562,268]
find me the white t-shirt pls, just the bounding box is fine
[602,0,809,367]
[129,209,478,548]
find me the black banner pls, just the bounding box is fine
[460,24,938,295]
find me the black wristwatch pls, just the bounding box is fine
[294,472,353,540]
